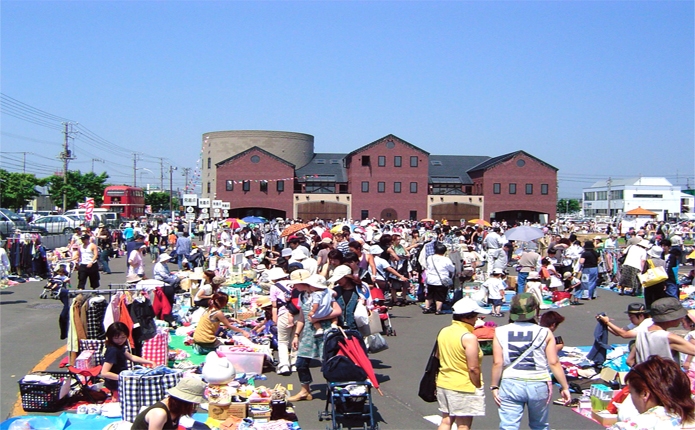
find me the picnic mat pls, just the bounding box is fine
[169,334,207,365]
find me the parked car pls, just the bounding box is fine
[30,215,83,235]
[0,208,48,238]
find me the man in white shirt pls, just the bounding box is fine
[483,227,504,276]
[597,302,653,339]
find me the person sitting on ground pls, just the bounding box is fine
[540,311,566,353]
[627,297,695,366]
[194,272,223,308]
[608,355,695,430]
[193,292,249,353]
[131,378,206,430]
[597,302,653,339]
[101,322,154,401]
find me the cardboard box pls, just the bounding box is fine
[75,350,96,370]
[207,402,247,420]
[591,410,618,426]
[248,401,271,419]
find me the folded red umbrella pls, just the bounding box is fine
[336,328,383,395]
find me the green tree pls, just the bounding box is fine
[44,171,109,210]
[145,192,179,212]
[0,169,46,211]
[557,198,581,214]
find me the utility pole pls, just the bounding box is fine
[132,153,140,187]
[91,158,104,173]
[59,122,76,212]
[607,177,612,218]
[159,158,165,192]
[182,167,191,193]
[169,165,177,223]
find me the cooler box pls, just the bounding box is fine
[217,347,265,374]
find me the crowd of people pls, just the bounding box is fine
[9,213,695,429]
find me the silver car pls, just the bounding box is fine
[30,215,83,235]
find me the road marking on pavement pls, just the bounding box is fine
[11,345,66,417]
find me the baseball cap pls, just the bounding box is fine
[452,298,491,315]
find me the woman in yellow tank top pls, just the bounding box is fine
[193,292,250,353]
[435,298,490,430]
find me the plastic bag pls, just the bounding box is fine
[354,302,369,328]
[366,333,389,354]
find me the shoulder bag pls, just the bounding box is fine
[429,256,453,287]
[639,259,668,288]
[418,330,443,402]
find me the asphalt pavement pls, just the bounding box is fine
[3,252,677,428]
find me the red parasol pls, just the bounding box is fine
[336,328,383,395]
[280,222,310,237]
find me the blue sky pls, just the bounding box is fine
[1,1,693,198]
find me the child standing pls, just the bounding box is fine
[483,268,505,317]
[101,322,155,401]
[308,281,338,337]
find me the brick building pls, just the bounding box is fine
[208,131,558,224]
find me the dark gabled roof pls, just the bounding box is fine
[216,146,295,168]
[295,153,348,183]
[428,155,491,184]
[346,134,430,159]
[467,150,558,173]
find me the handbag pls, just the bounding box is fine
[617,246,630,265]
[639,259,668,287]
[118,366,183,422]
[418,331,442,403]
[366,333,389,354]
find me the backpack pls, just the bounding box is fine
[274,282,300,315]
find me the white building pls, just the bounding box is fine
[582,177,681,221]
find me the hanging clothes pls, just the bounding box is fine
[117,294,136,349]
[86,296,107,339]
[152,288,172,321]
[128,297,157,342]
[67,294,88,353]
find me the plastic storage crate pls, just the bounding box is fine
[18,371,71,412]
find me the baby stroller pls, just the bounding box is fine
[318,327,379,430]
[40,267,73,299]
[369,287,395,336]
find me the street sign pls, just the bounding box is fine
[186,206,194,214]
[212,200,223,209]
[222,210,229,217]
[198,198,211,208]
[221,202,231,210]
[200,213,209,219]
[185,213,195,220]
[183,194,198,207]
[213,208,221,216]
[201,208,209,214]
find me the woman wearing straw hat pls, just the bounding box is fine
[131,378,206,430]
[289,270,342,402]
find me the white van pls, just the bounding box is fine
[64,209,120,228]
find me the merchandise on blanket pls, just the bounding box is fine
[589,383,618,412]
[75,350,96,370]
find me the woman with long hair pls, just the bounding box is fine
[609,355,695,429]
